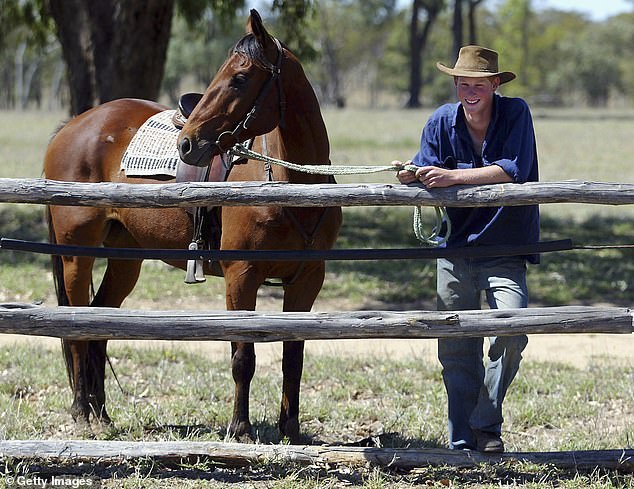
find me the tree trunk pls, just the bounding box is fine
[407,1,423,108]
[452,0,463,61]
[467,0,483,44]
[90,0,175,102]
[46,0,174,115]
[406,0,443,108]
[47,0,97,114]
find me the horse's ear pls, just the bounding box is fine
[246,9,271,47]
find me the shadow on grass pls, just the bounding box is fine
[332,208,634,307]
[0,205,632,307]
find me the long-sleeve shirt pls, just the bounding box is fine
[411,93,540,263]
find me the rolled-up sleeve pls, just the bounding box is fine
[484,99,537,183]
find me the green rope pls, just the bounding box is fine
[413,205,451,247]
[231,143,420,174]
[229,143,451,247]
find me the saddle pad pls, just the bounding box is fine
[121,110,180,177]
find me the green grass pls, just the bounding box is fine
[0,108,633,486]
[0,343,632,486]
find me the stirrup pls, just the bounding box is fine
[185,241,206,284]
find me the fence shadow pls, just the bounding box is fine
[0,205,632,307]
[333,208,634,307]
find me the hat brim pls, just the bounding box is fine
[436,62,516,84]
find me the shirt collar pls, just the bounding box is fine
[452,93,501,129]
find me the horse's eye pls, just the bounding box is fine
[230,74,248,89]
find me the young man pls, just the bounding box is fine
[393,46,540,452]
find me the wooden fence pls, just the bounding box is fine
[0,177,632,472]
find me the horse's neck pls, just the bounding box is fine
[274,73,329,173]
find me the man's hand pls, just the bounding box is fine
[414,165,456,188]
[393,160,513,188]
[392,160,418,184]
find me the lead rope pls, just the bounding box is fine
[229,143,451,246]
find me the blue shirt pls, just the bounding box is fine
[411,94,540,263]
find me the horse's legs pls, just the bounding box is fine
[279,341,304,443]
[279,263,326,444]
[60,254,98,427]
[223,264,262,440]
[86,257,143,424]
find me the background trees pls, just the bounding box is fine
[0,0,633,112]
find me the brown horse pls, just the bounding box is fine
[44,10,341,443]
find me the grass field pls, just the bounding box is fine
[0,108,633,487]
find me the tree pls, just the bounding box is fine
[46,0,177,115]
[162,10,246,106]
[406,0,445,108]
[41,1,318,115]
[308,0,398,107]
[271,0,317,60]
[551,17,631,106]
[451,0,484,62]
[492,0,535,97]
[452,0,463,61]
[0,0,58,109]
[466,0,485,44]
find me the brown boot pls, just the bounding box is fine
[474,430,504,453]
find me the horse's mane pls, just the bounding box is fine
[232,33,278,70]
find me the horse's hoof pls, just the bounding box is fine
[227,420,254,442]
[279,417,301,445]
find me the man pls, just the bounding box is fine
[393,45,540,452]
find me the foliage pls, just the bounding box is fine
[0,0,59,109]
[550,24,623,106]
[162,11,247,105]
[0,0,52,49]
[304,0,399,106]
[175,0,246,27]
[2,1,634,109]
[270,0,317,60]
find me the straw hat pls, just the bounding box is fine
[436,45,516,84]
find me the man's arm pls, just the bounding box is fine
[414,164,512,188]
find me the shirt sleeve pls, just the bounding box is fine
[411,111,445,168]
[484,98,537,183]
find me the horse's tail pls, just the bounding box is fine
[47,207,75,389]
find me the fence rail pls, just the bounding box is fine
[1,440,632,472]
[1,177,632,473]
[0,303,631,341]
[1,178,634,207]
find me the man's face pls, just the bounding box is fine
[455,76,499,117]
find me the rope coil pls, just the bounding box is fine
[229,143,450,246]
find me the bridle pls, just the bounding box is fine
[214,36,287,153]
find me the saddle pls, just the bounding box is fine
[173,92,226,283]
[172,92,202,130]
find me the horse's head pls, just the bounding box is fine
[178,9,286,167]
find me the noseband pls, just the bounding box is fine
[215,37,286,153]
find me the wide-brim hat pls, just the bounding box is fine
[436,45,516,84]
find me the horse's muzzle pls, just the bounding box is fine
[178,135,216,167]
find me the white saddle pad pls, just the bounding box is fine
[121,110,180,177]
